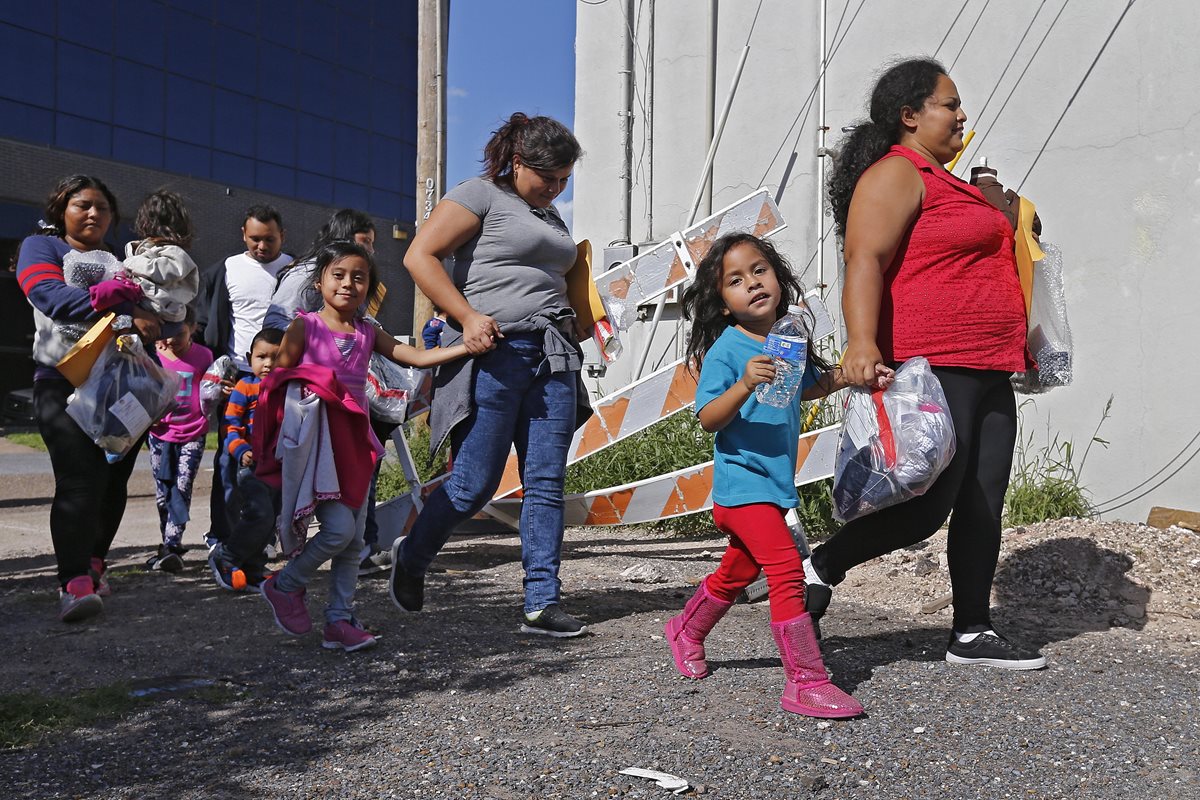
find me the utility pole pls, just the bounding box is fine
[413,0,448,346]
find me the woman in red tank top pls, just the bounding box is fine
[805,59,1046,671]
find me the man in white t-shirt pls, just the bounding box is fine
[196,205,292,549]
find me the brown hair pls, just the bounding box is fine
[481,112,583,184]
[135,189,194,248]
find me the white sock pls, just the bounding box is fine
[802,556,830,587]
[954,629,996,643]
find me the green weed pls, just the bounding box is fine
[4,432,45,451]
[374,422,450,503]
[1003,396,1111,527]
[0,685,144,749]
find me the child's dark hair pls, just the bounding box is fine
[135,190,193,248]
[312,240,378,310]
[43,174,120,236]
[681,233,829,375]
[482,112,583,185]
[290,208,375,267]
[250,326,285,351]
[244,203,283,229]
[182,304,197,327]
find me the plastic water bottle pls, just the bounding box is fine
[755,304,810,408]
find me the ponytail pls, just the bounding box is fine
[826,58,946,236]
[481,112,583,184]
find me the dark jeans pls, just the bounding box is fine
[811,367,1017,632]
[399,334,577,613]
[225,468,280,572]
[35,379,142,588]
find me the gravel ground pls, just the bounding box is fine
[2,517,1198,799]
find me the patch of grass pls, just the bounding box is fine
[7,430,219,452]
[0,681,240,749]
[4,432,45,450]
[1003,396,1111,527]
[566,412,714,495]
[374,422,450,503]
[0,685,144,749]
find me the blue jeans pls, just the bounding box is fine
[276,499,368,624]
[400,334,577,614]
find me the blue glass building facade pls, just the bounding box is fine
[0,0,417,222]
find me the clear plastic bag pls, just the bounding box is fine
[365,353,425,424]
[1012,242,1073,394]
[199,355,237,418]
[833,357,956,523]
[67,334,183,462]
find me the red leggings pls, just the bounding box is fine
[706,503,806,620]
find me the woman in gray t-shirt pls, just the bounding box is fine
[390,113,589,638]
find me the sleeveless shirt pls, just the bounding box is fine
[875,145,1027,372]
[298,311,382,452]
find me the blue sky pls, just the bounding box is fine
[446,0,577,225]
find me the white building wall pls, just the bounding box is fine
[572,0,1200,523]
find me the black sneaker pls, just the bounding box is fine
[519,604,587,638]
[388,537,424,612]
[145,548,184,573]
[945,630,1047,670]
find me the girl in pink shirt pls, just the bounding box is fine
[146,306,213,572]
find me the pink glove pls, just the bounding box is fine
[89,274,143,311]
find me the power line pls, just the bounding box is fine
[1092,426,1200,513]
[968,0,1049,137]
[949,0,991,73]
[956,0,1071,176]
[1093,440,1200,516]
[1017,0,1138,192]
[932,0,970,60]
[755,0,865,190]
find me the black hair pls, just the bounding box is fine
[482,112,583,185]
[182,304,197,327]
[291,208,375,267]
[311,240,379,312]
[681,233,829,375]
[250,326,285,351]
[135,189,193,249]
[827,58,946,236]
[42,174,120,238]
[244,203,284,229]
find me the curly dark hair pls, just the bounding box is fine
[481,112,583,185]
[681,233,830,376]
[826,58,946,237]
[135,189,193,248]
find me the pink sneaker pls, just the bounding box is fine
[322,619,379,652]
[260,573,311,636]
[90,557,111,597]
[59,575,103,622]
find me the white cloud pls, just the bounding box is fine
[448,86,469,98]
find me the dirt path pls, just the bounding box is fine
[1,445,1198,798]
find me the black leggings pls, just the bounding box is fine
[35,379,142,588]
[811,367,1017,631]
